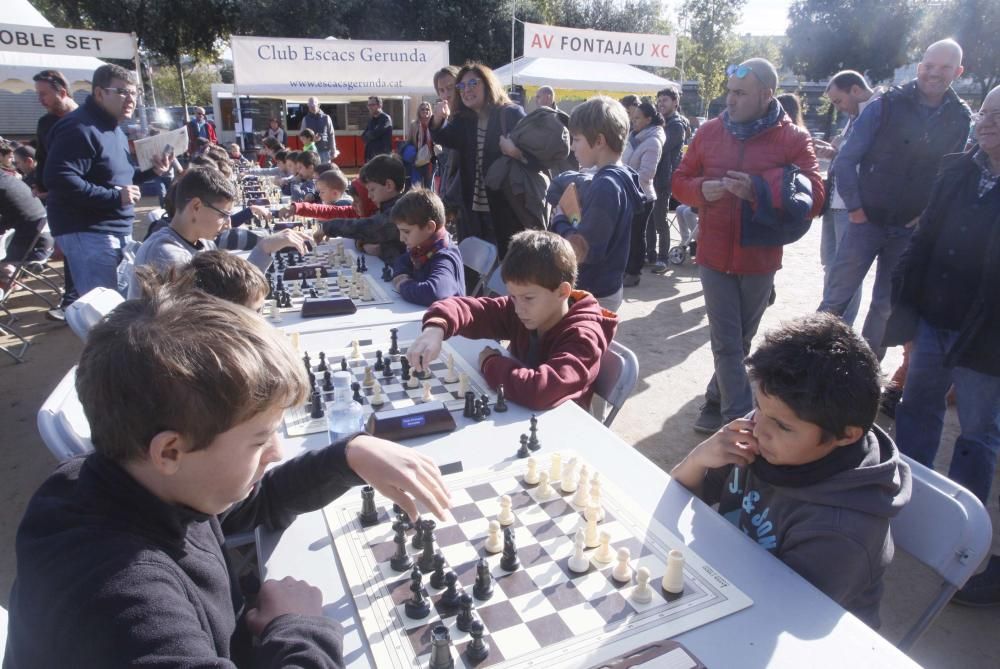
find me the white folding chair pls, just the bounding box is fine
[1,218,62,316]
[37,366,94,462]
[457,237,498,296]
[591,340,639,427]
[146,208,167,227]
[65,288,125,342]
[890,453,993,652]
[485,269,508,297]
[0,603,7,664]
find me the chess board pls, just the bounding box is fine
[325,456,752,669]
[268,270,393,312]
[283,338,493,437]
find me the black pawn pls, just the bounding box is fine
[390,521,412,572]
[358,485,378,526]
[463,391,476,418]
[322,370,334,393]
[300,275,309,289]
[308,287,318,298]
[382,358,394,378]
[418,519,438,573]
[352,382,364,405]
[411,518,425,549]
[480,394,491,417]
[473,399,486,422]
[340,357,348,372]
[456,594,475,632]
[389,327,400,355]
[465,620,490,664]
[516,434,530,459]
[317,352,327,372]
[373,350,384,371]
[360,256,367,272]
[500,527,519,571]
[404,567,431,619]
[430,552,447,589]
[439,571,461,611]
[309,390,324,419]
[472,558,493,601]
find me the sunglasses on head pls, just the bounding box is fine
[35,74,68,91]
[455,79,481,92]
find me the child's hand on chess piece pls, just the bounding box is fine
[278,204,296,219]
[407,326,445,373]
[312,225,327,245]
[245,576,323,637]
[670,419,759,495]
[478,345,502,369]
[249,204,272,221]
[391,273,411,290]
[346,434,452,521]
[260,228,312,255]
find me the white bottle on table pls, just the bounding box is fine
[326,371,364,442]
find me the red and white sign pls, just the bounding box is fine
[523,22,676,68]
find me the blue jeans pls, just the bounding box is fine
[819,220,913,359]
[895,319,1000,504]
[318,148,332,164]
[55,231,132,297]
[700,265,776,420]
[819,209,861,326]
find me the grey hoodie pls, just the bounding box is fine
[701,426,911,628]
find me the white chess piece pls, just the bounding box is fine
[584,503,600,548]
[361,282,373,301]
[550,452,562,482]
[351,340,362,359]
[536,471,554,500]
[572,468,590,507]
[363,366,375,388]
[444,354,459,383]
[560,457,578,493]
[406,373,420,389]
[612,547,633,583]
[271,302,283,322]
[593,531,614,564]
[485,520,503,553]
[590,475,605,521]
[422,381,433,402]
[458,373,469,397]
[371,384,385,406]
[661,549,685,594]
[497,495,515,526]
[567,530,590,573]
[524,458,539,485]
[631,567,653,604]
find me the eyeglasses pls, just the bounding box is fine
[102,87,139,99]
[974,110,1000,125]
[203,201,236,219]
[727,64,764,85]
[455,79,481,92]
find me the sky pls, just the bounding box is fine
[737,0,793,36]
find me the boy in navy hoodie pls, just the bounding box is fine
[549,96,645,313]
[671,313,911,628]
[389,189,465,306]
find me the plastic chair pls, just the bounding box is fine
[485,269,508,297]
[457,237,498,296]
[592,340,639,427]
[65,288,125,342]
[1,218,62,316]
[891,453,993,652]
[37,366,93,462]
[0,603,7,664]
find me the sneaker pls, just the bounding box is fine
[623,274,640,287]
[693,402,724,434]
[953,555,1000,608]
[651,261,669,274]
[879,387,902,418]
[688,241,697,258]
[45,307,66,322]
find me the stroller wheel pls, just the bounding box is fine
[668,245,687,265]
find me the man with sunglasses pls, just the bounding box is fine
[44,64,168,297]
[672,58,825,434]
[186,107,218,158]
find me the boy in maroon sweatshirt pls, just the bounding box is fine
[408,230,618,411]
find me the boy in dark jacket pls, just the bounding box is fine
[408,230,617,411]
[671,313,911,628]
[313,154,406,263]
[4,290,450,667]
[389,189,465,306]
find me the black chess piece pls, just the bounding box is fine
[456,594,475,632]
[472,399,486,422]
[360,256,368,272]
[528,414,540,451]
[480,394,491,417]
[472,558,493,601]
[382,358,393,378]
[358,485,378,526]
[463,391,476,419]
[381,264,393,282]
[309,390,324,419]
[356,257,362,272]
[439,571,461,611]
[500,527,519,571]
[428,625,454,669]
[389,521,412,572]
[400,356,411,381]
[373,350,384,372]
[516,434,530,459]
[340,357,348,372]
[303,352,312,369]
[308,287,318,299]
[307,370,316,389]
[322,370,333,392]
[266,281,274,300]
[430,553,447,589]
[300,275,309,289]
[465,620,490,664]
[276,277,285,292]
[317,352,327,372]
[392,503,412,531]
[389,328,400,355]
[418,519,438,573]
[411,518,425,549]
[404,567,431,619]
[352,382,364,405]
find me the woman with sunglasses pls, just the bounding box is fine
[430,63,530,258]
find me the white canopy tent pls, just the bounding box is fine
[493,56,675,95]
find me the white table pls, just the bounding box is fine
[261,332,920,669]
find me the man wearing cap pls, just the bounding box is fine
[673,58,825,433]
[820,39,971,361]
[186,106,218,157]
[300,97,337,163]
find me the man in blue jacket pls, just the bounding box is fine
[362,96,393,162]
[43,64,167,296]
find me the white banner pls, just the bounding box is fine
[0,23,135,59]
[523,22,676,68]
[133,127,187,170]
[231,36,449,96]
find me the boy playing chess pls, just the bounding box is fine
[4,289,451,666]
[134,249,270,311]
[389,189,465,306]
[277,168,355,220]
[670,313,911,628]
[312,154,406,263]
[407,230,617,411]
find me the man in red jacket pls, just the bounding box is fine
[673,58,824,433]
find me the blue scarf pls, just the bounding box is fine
[722,99,784,141]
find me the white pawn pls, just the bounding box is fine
[422,381,433,402]
[631,567,653,604]
[444,354,459,383]
[406,372,420,389]
[497,495,515,526]
[485,520,503,553]
[572,468,591,507]
[351,340,362,359]
[661,549,685,594]
[550,452,562,482]
[370,384,385,407]
[584,503,600,548]
[524,457,540,485]
[612,547,633,583]
[593,531,614,564]
[567,530,590,573]
[536,471,554,500]
[590,474,605,521]
[271,303,283,322]
[560,457,578,493]
[458,373,469,397]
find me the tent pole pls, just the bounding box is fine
[231,44,245,152]
[131,33,148,138]
[509,0,516,88]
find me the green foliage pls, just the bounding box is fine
[681,0,748,109]
[151,63,220,106]
[917,0,1000,101]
